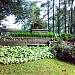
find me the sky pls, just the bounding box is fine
[2,15,22,30]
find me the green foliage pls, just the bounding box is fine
[10,31,55,37]
[49,46,57,57]
[68,46,75,58]
[50,45,75,63]
[14,1,32,25]
[56,33,72,41]
[0,0,22,20]
[55,35,63,41]
[60,33,71,41]
[33,7,40,16]
[36,16,42,25]
[0,46,54,64]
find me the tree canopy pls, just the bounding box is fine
[0,0,22,20]
[0,0,75,34]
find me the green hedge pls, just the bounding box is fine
[10,31,55,37]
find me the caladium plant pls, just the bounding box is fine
[0,46,54,64]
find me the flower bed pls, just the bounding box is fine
[0,46,54,64]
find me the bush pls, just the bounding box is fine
[56,33,72,41]
[51,45,75,63]
[10,31,55,37]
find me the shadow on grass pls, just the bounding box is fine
[57,56,75,65]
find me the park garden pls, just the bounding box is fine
[0,31,75,75]
[0,0,75,75]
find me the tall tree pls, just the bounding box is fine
[14,1,33,30]
[53,0,55,33]
[57,0,60,34]
[68,0,74,34]
[64,0,67,33]
[47,0,50,31]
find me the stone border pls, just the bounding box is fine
[0,41,27,46]
[0,37,51,46]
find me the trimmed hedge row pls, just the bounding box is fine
[9,31,55,37]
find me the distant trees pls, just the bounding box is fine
[0,0,35,30]
[68,0,74,34]
[64,0,67,33]
[51,0,75,34]
[0,0,75,33]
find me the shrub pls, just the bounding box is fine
[56,33,72,41]
[49,46,57,57]
[51,45,75,63]
[10,31,55,37]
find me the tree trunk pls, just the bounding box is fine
[69,0,74,34]
[47,0,50,31]
[64,0,66,33]
[57,0,60,34]
[53,0,54,33]
[70,1,73,34]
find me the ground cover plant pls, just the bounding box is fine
[0,46,54,64]
[0,46,75,75]
[0,58,75,75]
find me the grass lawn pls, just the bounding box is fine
[0,58,75,75]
